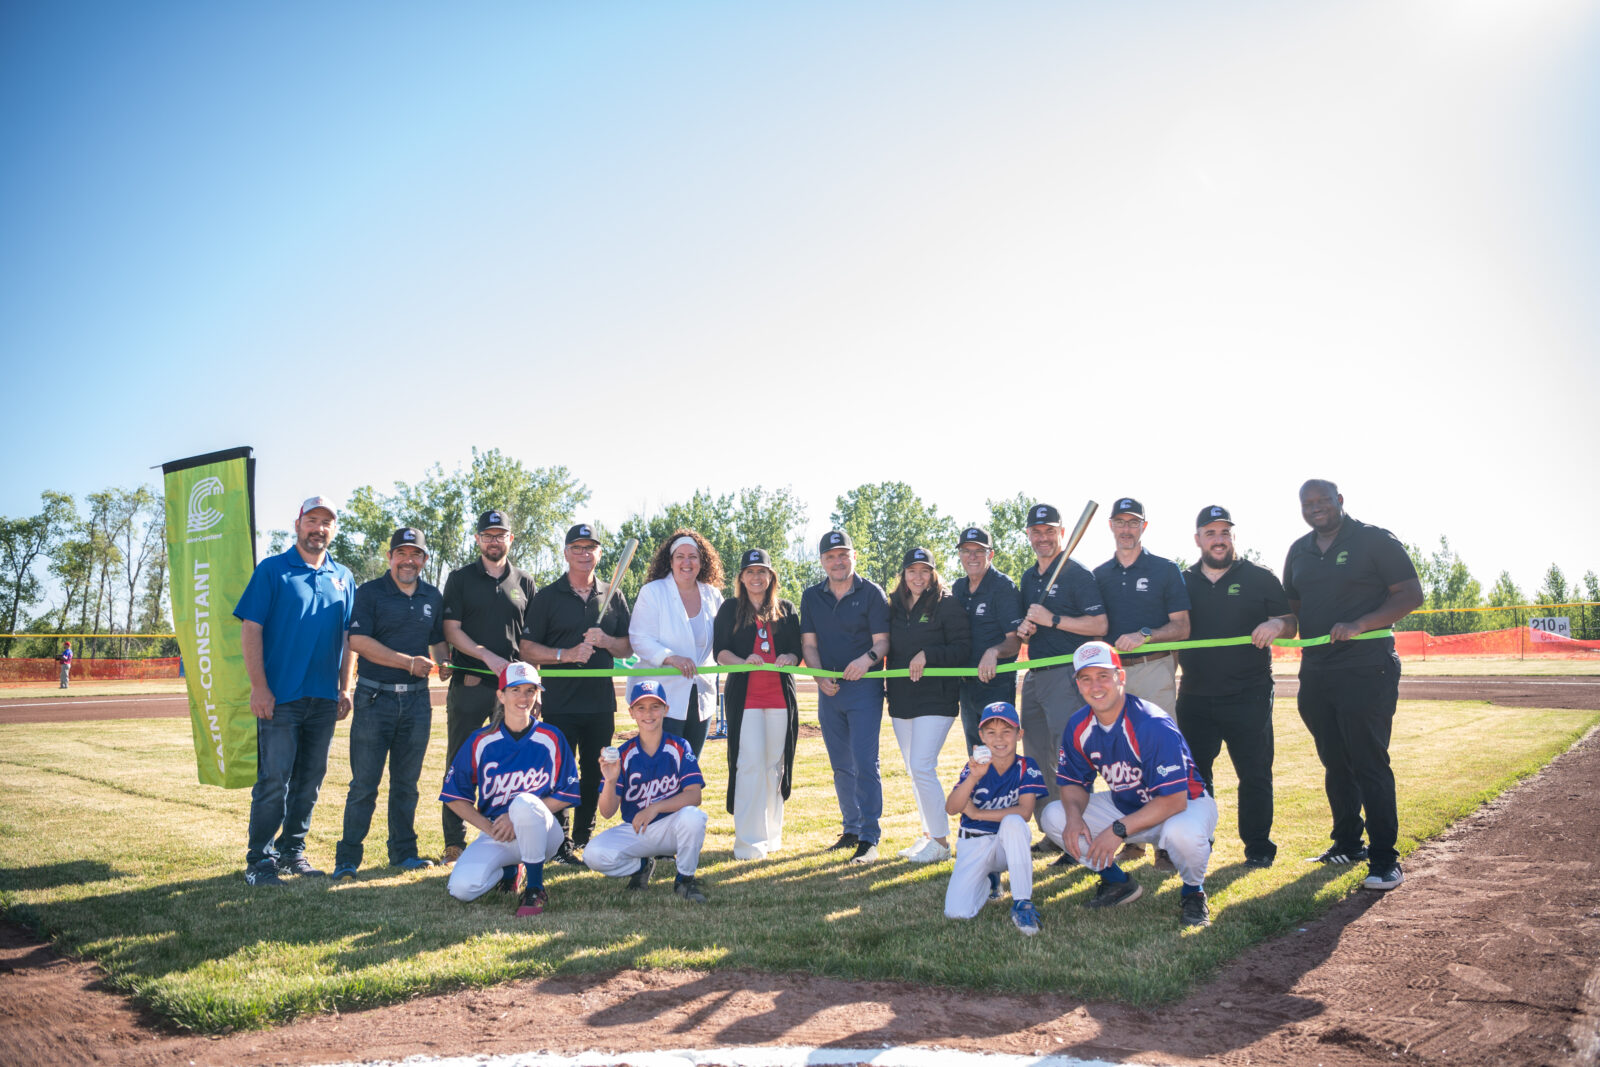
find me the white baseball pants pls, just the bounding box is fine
[733,708,787,860]
[584,806,708,878]
[1040,792,1217,886]
[447,794,565,902]
[944,813,1034,919]
[891,715,956,841]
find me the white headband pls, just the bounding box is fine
[672,536,698,553]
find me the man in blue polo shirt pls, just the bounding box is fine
[234,496,356,886]
[1093,497,1190,717]
[951,526,1022,755]
[801,530,891,864]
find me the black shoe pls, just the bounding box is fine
[277,854,325,877]
[627,857,656,891]
[1308,844,1368,865]
[673,876,707,903]
[1085,878,1143,909]
[1049,850,1078,867]
[849,841,879,864]
[828,833,860,851]
[1031,837,1064,855]
[1180,890,1211,927]
[552,843,583,867]
[1362,862,1404,891]
[1243,851,1276,869]
[244,859,282,887]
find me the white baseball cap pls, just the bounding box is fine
[498,662,543,691]
[1073,641,1123,675]
[299,495,338,520]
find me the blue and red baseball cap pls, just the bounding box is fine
[1072,641,1123,675]
[978,701,1021,729]
[628,679,668,707]
[498,662,543,691]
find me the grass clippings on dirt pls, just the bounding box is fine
[0,694,1594,1033]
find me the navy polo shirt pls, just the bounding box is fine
[1179,559,1290,695]
[349,571,446,685]
[1283,516,1416,670]
[233,546,354,703]
[1094,549,1190,642]
[1016,557,1104,662]
[952,566,1022,670]
[800,574,890,694]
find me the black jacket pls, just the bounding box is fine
[886,589,970,719]
[713,598,802,814]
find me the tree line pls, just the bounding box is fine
[3,456,1596,658]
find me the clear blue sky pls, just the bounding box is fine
[3,1,1597,592]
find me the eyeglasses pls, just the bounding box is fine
[1110,519,1145,530]
[479,532,510,543]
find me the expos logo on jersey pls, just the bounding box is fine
[480,760,553,809]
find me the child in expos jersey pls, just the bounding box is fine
[438,662,578,917]
[943,701,1048,936]
[586,679,711,903]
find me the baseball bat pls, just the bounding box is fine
[1034,500,1098,604]
[593,537,639,626]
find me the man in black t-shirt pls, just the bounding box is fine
[1178,506,1297,868]
[1283,480,1422,892]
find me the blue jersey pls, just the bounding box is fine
[606,734,705,826]
[1056,694,1207,816]
[954,755,1048,836]
[439,720,580,820]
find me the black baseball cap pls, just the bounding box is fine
[818,530,853,554]
[957,526,991,548]
[1111,497,1145,519]
[1026,503,1062,528]
[565,523,600,546]
[1195,505,1233,529]
[739,548,775,572]
[901,546,935,569]
[477,509,510,533]
[389,527,428,552]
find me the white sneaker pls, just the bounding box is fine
[897,835,928,859]
[907,838,951,864]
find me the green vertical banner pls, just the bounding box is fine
[162,447,258,788]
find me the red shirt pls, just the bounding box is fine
[745,618,785,708]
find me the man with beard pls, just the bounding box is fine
[332,528,450,879]
[1177,506,1296,868]
[1284,480,1422,891]
[439,509,540,865]
[234,496,356,886]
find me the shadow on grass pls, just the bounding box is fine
[0,858,124,891]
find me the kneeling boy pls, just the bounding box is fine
[586,679,711,902]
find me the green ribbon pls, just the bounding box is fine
[451,629,1394,680]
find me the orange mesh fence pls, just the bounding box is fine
[1271,626,1600,662]
[0,657,182,684]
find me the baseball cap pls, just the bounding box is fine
[627,679,669,707]
[389,527,428,553]
[1073,641,1123,675]
[1195,505,1233,529]
[477,509,510,533]
[901,546,935,569]
[1111,497,1145,520]
[739,548,775,572]
[818,530,853,554]
[957,526,991,548]
[299,496,338,520]
[498,662,543,691]
[978,701,1021,729]
[565,523,600,546]
[1026,503,1062,528]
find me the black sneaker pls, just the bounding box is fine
[849,841,879,864]
[1308,844,1368,865]
[673,876,708,903]
[552,842,583,867]
[244,859,282,887]
[495,865,520,895]
[1362,862,1404,891]
[1180,890,1211,926]
[1031,837,1064,855]
[1243,851,1276,869]
[627,857,656,891]
[827,833,860,851]
[1049,850,1078,868]
[1085,878,1143,908]
[277,854,325,877]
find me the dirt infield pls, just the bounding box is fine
[3,716,1597,1065]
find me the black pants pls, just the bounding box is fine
[662,688,709,757]
[1296,661,1401,868]
[542,710,617,848]
[957,678,1017,755]
[441,679,498,850]
[1176,682,1275,859]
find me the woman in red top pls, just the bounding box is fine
[713,549,803,860]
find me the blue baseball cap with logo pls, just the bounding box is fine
[979,701,1021,729]
[628,679,668,707]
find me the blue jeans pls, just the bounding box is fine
[336,685,432,868]
[246,697,338,866]
[816,681,883,843]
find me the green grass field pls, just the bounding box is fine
[0,695,1593,1033]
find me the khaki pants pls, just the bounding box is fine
[1123,654,1177,716]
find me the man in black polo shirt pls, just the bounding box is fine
[520,523,633,864]
[1178,506,1297,868]
[1284,480,1422,892]
[438,508,539,865]
[1093,497,1191,716]
[333,527,448,879]
[1014,503,1106,832]
[951,526,1022,755]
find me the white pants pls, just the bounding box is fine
[944,814,1034,919]
[1123,655,1177,717]
[584,806,708,878]
[891,715,956,841]
[734,708,787,860]
[447,794,564,902]
[1040,792,1217,886]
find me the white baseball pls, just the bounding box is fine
[972,745,992,764]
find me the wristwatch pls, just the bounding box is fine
[1051,613,1061,628]
[867,649,880,663]
[1140,627,1152,639]
[1111,820,1128,839]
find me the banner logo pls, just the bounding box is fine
[186,477,226,533]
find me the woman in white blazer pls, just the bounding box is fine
[627,529,726,756]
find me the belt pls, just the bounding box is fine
[957,827,994,840]
[357,678,429,693]
[1120,649,1173,664]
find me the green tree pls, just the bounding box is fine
[0,491,74,654]
[831,482,955,591]
[1583,571,1599,604]
[1487,570,1524,607]
[1535,564,1570,606]
[981,492,1041,586]
[616,486,807,602]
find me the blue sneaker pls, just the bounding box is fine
[1011,899,1041,936]
[394,856,435,872]
[987,871,1002,901]
[330,863,359,882]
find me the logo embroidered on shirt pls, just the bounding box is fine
[1335,551,1349,565]
[1227,583,1241,596]
[1156,762,1180,776]
[1136,577,1149,592]
[975,603,987,615]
